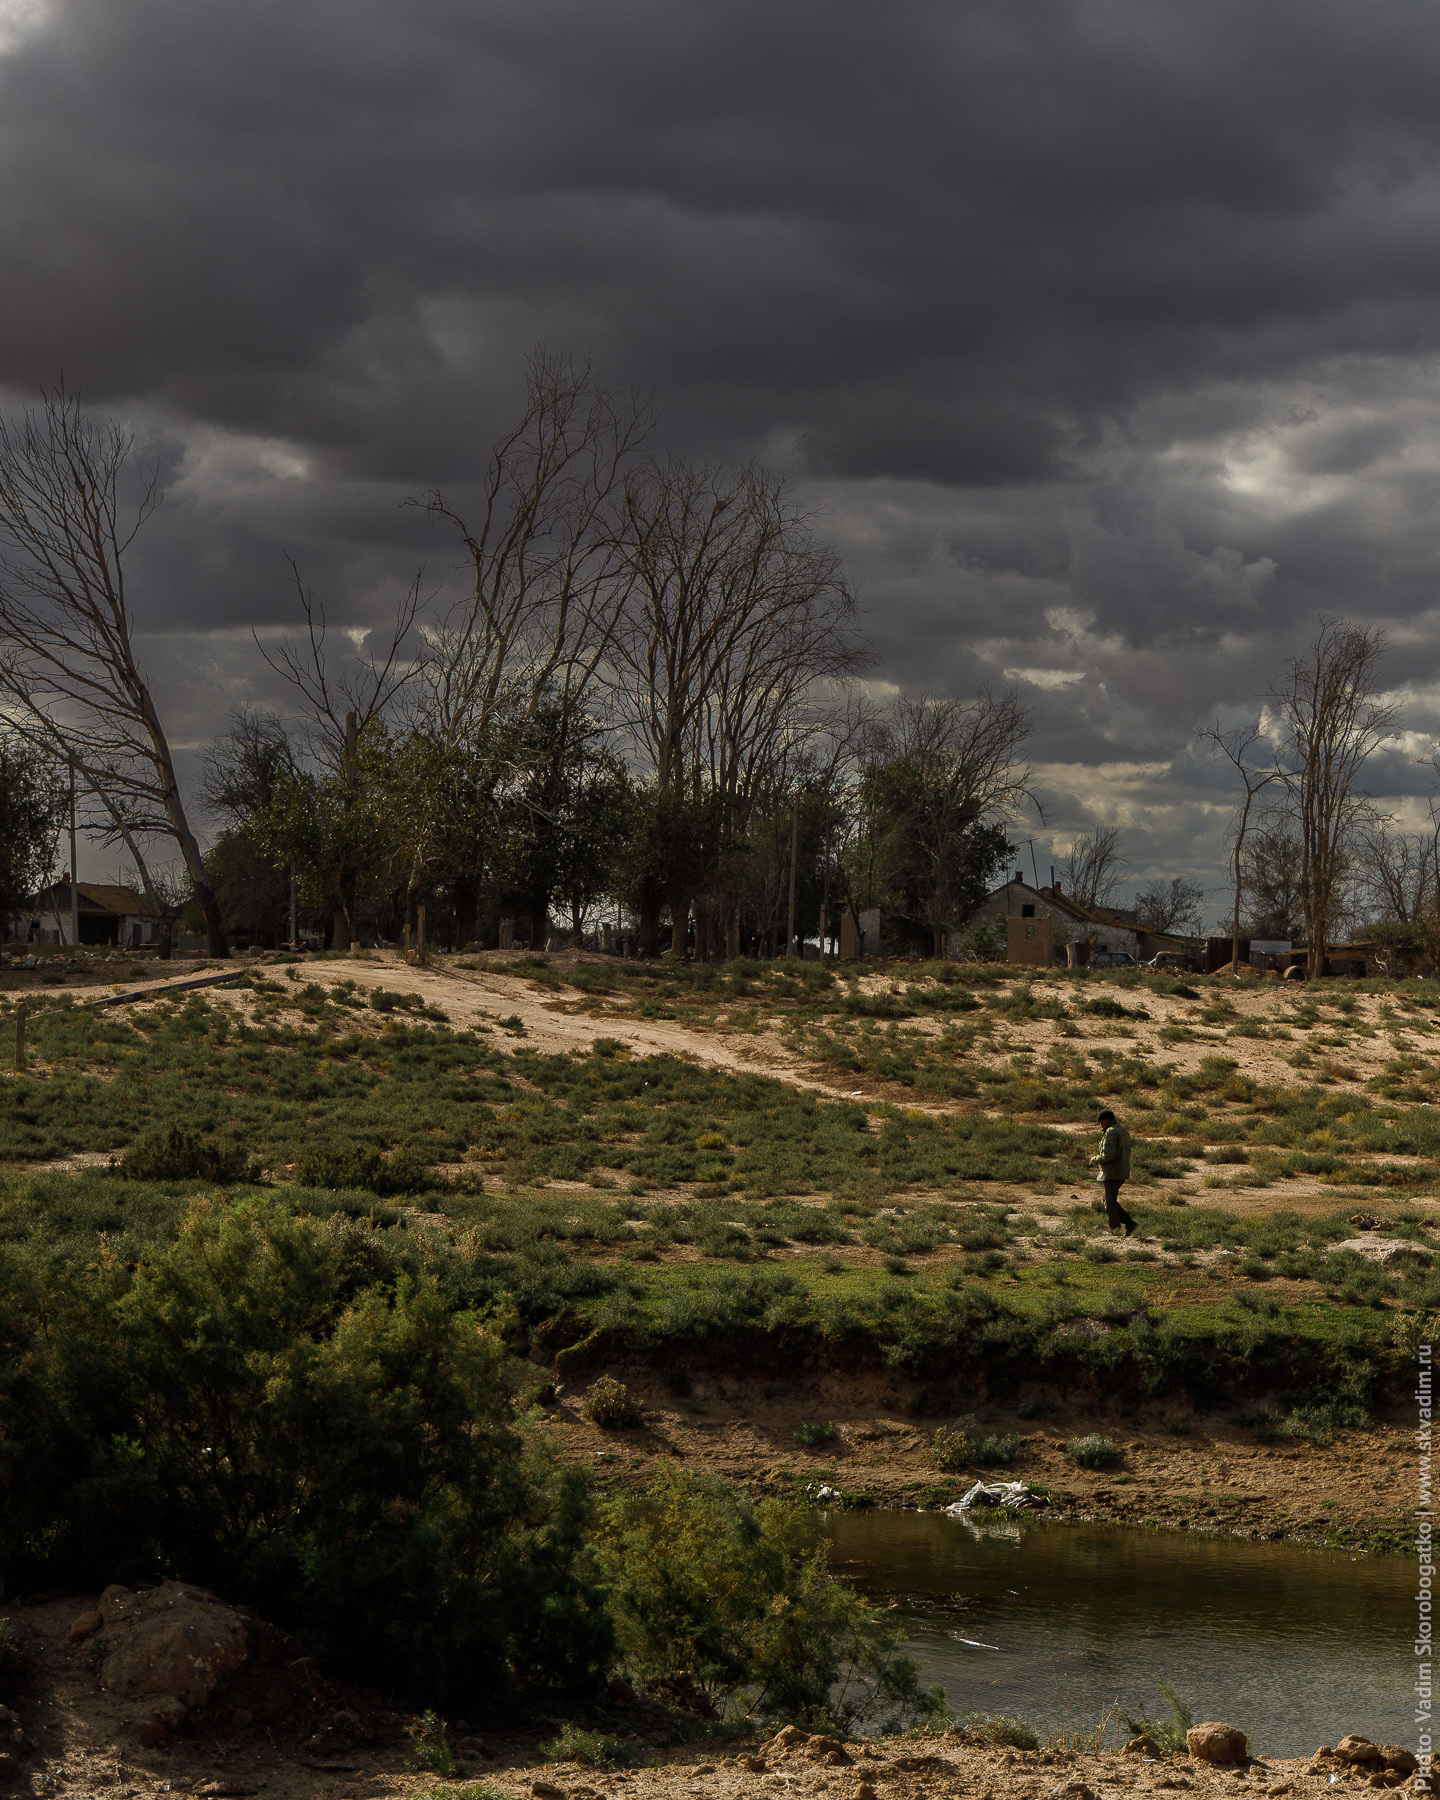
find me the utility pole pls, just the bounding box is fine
[820,810,832,964]
[786,793,799,958]
[68,761,78,953]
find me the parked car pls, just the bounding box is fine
[1091,950,1139,968]
[1144,950,1200,972]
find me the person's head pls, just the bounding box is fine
[1097,1109,1116,1126]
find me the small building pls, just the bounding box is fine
[967,872,1189,964]
[12,878,157,948]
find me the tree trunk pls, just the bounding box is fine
[668,892,690,958]
[530,898,549,950]
[455,878,478,951]
[638,880,661,957]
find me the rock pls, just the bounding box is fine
[890,1756,954,1775]
[1046,1783,1096,1800]
[740,1757,766,1774]
[1266,1785,1293,1796]
[99,1583,249,1712]
[531,1785,565,1800]
[67,1611,102,1645]
[1187,1723,1249,1765]
[853,1785,877,1800]
[1125,1736,1164,1757]
[765,1727,810,1755]
[1337,1738,1386,1766]
[1333,1238,1428,1267]
[1383,1749,1421,1775]
[804,1737,852,1766]
[130,1721,169,1749]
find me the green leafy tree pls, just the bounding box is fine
[0,733,64,917]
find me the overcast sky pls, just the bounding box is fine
[8,0,1440,915]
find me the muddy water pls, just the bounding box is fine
[824,1510,1413,1757]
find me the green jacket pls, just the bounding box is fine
[1096,1122,1132,1183]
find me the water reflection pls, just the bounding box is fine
[823,1510,1412,1756]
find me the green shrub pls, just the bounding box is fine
[407,1711,465,1776]
[971,1433,1023,1466]
[0,1620,35,1702]
[293,1143,434,1195]
[0,1199,612,1713]
[540,1725,640,1767]
[579,1376,642,1427]
[119,1124,253,1183]
[1065,1434,1122,1469]
[594,1465,950,1731]
[793,1421,839,1447]
[1123,1681,1194,1753]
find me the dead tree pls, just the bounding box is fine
[407,350,652,940]
[1061,826,1127,911]
[1200,720,1284,978]
[612,456,868,956]
[1272,621,1397,979]
[0,390,228,954]
[260,562,419,949]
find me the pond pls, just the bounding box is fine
[824,1509,1414,1757]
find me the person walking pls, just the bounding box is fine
[1089,1107,1138,1236]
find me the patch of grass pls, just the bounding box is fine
[964,1712,1040,1750]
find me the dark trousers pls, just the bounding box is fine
[1103,1180,1136,1231]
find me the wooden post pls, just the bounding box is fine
[15,1001,26,1072]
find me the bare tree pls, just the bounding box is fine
[1061,826,1127,910]
[0,390,228,953]
[400,351,649,938]
[1133,875,1206,936]
[1200,720,1284,977]
[612,456,868,956]
[1353,822,1434,927]
[260,563,419,949]
[1272,621,1397,978]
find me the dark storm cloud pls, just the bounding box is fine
[7,0,1440,898]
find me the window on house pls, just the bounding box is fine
[1021,904,1035,918]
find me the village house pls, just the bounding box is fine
[10,877,157,949]
[967,871,1190,964]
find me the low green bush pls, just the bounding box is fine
[579,1376,643,1427]
[964,1712,1039,1749]
[1065,1434,1122,1469]
[119,1124,253,1184]
[793,1421,839,1447]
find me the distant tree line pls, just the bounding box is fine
[0,359,1035,959]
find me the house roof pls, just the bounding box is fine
[982,877,1188,946]
[32,880,145,915]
